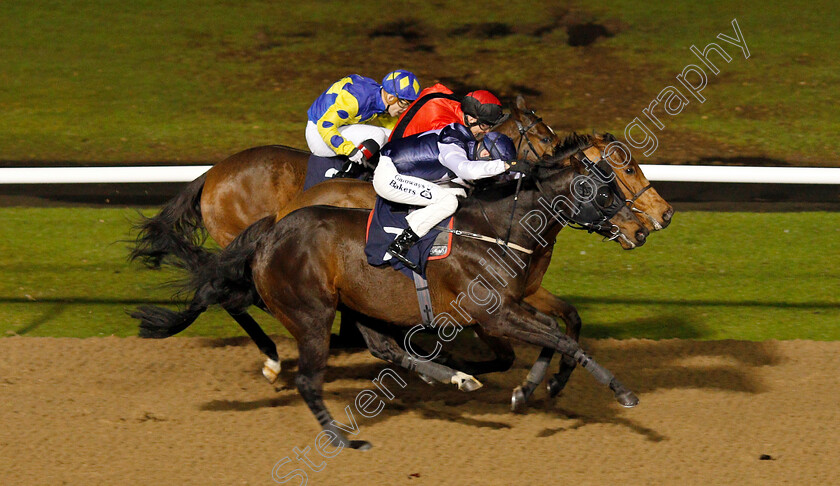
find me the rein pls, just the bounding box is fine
[434,225,534,255]
[513,112,544,163]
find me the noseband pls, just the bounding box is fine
[522,144,631,242]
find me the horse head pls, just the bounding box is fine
[531,133,649,249]
[593,132,675,230]
[496,95,560,163]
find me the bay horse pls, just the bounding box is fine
[168,140,642,449]
[130,97,671,408]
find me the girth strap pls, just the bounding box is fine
[412,272,435,326]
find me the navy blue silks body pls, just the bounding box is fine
[364,197,452,279]
[380,123,475,182]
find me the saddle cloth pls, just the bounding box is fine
[304,154,371,190]
[364,196,453,279]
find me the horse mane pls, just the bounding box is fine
[542,132,594,168]
[468,131,599,202]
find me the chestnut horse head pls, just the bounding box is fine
[592,132,674,230]
[495,94,560,163]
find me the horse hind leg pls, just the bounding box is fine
[223,308,282,383]
[355,324,482,392]
[292,320,373,451]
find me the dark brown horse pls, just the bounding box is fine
[159,140,643,449]
[128,96,598,365]
[130,98,671,408]
[133,133,656,407]
[264,133,666,407]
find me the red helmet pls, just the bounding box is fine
[461,90,508,127]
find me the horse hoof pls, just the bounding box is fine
[615,389,639,408]
[451,372,482,392]
[349,440,373,451]
[511,386,527,413]
[546,376,564,398]
[262,358,281,384]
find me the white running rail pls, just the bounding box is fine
[1,165,839,184]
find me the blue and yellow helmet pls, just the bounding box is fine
[382,70,421,101]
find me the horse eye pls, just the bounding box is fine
[541,137,552,144]
[625,168,635,175]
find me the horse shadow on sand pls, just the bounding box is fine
[195,313,782,443]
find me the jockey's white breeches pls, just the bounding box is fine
[305,121,391,157]
[372,155,466,237]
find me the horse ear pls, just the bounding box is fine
[515,94,528,112]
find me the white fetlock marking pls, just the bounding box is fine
[451,371,482,391]
[262,358,281,383]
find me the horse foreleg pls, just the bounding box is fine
[507,309,558,412]
[424,327,516,377]
[480,304,638,408]
[462,327,517,375]
[547,298,582,399]
[355,323,482,392]
[332,308,381,349]
[523,288,584,399]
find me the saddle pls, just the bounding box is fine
[364,197,453,279]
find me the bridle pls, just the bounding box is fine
[511,108,555,164]
[596,141,662,230]
[461,143,630,256]
[524,146,626,241]
[615,175,659,230]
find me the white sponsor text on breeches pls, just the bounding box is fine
[373,156,462,237]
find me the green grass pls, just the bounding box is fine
[0,208,837,340]
[587,0,840,163]
[1,1,837,164]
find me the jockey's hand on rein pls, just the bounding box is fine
[506,160,531,177]
[348,139,381,166]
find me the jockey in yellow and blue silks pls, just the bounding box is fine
[305,70,421,166]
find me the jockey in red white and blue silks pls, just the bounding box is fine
[306,70,421,166]
[389,85,508,141]
[372,123,517,269]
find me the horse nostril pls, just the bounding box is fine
[635,230,647,244]
[663,208,673,222]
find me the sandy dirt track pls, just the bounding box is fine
[1,336,838,485]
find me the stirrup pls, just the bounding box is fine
[387,247,420,272]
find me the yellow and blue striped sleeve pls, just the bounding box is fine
[315,89,362,156]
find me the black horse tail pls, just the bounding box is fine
[129,172,209,271]
[132,216,276,338]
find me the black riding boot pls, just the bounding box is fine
[387,227,420,271]
[334,160,366,179]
